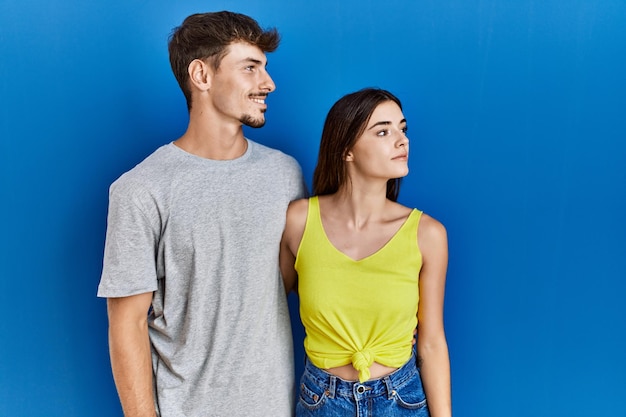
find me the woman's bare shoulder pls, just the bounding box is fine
[285,198,310,234]
[283,198,309,253]
[417,212,448,252]
[287,197,309,219]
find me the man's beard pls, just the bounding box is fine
[240,112,266,128]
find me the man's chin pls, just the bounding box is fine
[241,115,266,128]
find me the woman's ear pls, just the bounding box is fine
[188,59,212,91]
[344,150,354,162]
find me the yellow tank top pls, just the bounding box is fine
[296,196,423,382]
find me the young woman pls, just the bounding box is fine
[281,88,451,416]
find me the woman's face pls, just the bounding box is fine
[346,100,410,182]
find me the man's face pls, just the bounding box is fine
[208,41,276,128]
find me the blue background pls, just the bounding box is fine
[1,1,625,416]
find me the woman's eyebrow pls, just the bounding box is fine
[367,119,407,130]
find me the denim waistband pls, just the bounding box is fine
[301,354,419,400]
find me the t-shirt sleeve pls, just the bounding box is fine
[97,179,160,298]
[286,157,309,201]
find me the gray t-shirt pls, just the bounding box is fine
[98,140,307,416]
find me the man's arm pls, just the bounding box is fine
[107,292,156,417]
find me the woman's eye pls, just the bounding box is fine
[376,130,389,137]
[401,126,408,134]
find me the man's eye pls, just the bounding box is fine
[245,66,254,71]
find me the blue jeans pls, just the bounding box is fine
[296,354,430,417]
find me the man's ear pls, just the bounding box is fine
[188,59,212,91]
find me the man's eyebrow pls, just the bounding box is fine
[367,118,407,130]
[238,57,265,66]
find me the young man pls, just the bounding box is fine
[97,12,306,417]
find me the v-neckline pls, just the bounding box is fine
[315,198,416,263]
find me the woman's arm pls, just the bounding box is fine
[416,214,451,417]
[279,198,309,294]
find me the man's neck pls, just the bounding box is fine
[175,113,248,160]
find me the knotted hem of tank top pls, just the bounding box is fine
[351,349,374,383]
